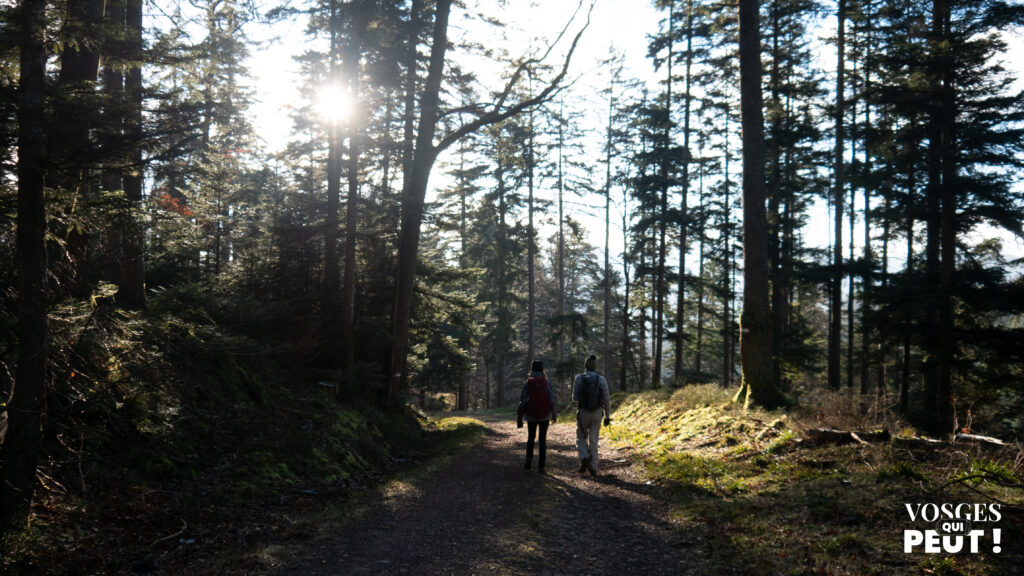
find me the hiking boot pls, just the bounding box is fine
[525,459,532,470]
[588,466,598,478]
[538,466,546,475]
[579,458,590,473]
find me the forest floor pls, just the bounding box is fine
[255,413,705,575]
[251,386,1024,576]
[9,384,1022,575]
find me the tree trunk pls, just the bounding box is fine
[695,141,706,375]
[496,146,508,407]
[1,0,48,533]
[935,0,955,434]
[341,1,369,372]
[117,0,145,309]
[527,79,537,365]
[828,0,846,392]
[735,0,778,408]
[722,114,734,387]
[900,180,914,414]
[847,133,855,390]
[603,77,613,382]
[557,99,566,378]
[860,90,872,396]
[54,0,103,298]
[923,0,943,425]
[621,201,631,391]
[323,1,342,344]
[675,1,693,386]
[767,0,784,394]
[386,0,587,403]
[388,0,452,403]
[100,0,126,290]
[653,2,673,390]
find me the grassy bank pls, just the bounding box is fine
[605,385,1024,576]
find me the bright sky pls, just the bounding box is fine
[243,0,1024,272]
[245,0,662,152]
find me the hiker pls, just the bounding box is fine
[517,360,557,474]
[573,354,611,477]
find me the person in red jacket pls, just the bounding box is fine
[517,360,558,474]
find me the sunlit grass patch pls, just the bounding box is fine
[605,388,1024,576]
[430,416,488,448]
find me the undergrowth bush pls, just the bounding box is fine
[792,387,908,434]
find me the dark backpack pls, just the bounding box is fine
[525,376,552,419]
[579,373,601,410]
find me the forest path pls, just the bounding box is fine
[268,414,706,575]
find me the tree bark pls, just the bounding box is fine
[694,142,705,375]
[117,0,145,309]
[735,0,778,408]
[323,1,343,348]
[341,1,370,372]
[557,99,566,380]
[722,114,733,387]
[675,0,693,386]
[653,1,673,390]
[53,0,103,298]
[388,0,453,403]
[935,0,955,434]
[1,0,48,533]
[527,76,537,365]
[828,0,846,392]
[767,0,784,394]
[923,0,943,425]
[603,76,613,382]
[900,183,914,414]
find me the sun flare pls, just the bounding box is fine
[315,84,351,125]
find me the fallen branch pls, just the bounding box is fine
[602,459,632,471]
[804,428,866,445]
[854,429,891,443]
[921,471,1024,510]
[145,517,188,550]
[893,436,946,450]
[954,433,1007,449]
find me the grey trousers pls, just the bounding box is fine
[576,408,604,470]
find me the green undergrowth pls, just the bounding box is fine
[1,284,485,575]
[605,385,1024,576]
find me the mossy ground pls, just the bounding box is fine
[605,385,1024,576]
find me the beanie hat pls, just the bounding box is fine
[531,360,544,372]
[585,355,597,371]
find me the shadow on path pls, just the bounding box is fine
[268,414,705,575]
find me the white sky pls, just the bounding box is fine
[242,0,1024,273]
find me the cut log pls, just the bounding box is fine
[893,436,945,450]
[954,433,1006,449]
[853,429,891,443]
[804,428,866,445]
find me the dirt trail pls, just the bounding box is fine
[268,415,705,575]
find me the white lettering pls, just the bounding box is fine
[990,504,1002,523]
[906,503,922,522]
[943,535,964,553]
[905,530,924,553]
[955,503,972,521]
[967,530,984,553]
[940,503,956,520]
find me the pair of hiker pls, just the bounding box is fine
[517,355,612,477]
